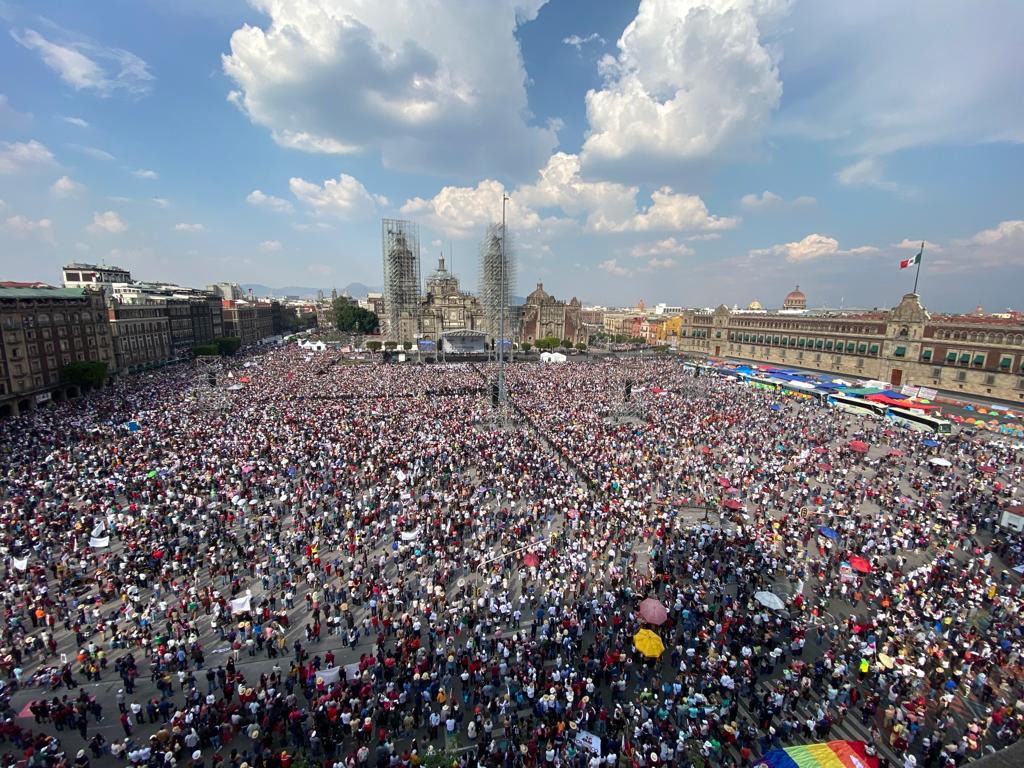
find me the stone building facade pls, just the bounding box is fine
[418,255,485,343]
[676,292,1024,402]
[0,284,116,417]
[107,296,173,373]
[520,283,586,345]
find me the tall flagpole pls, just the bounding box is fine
[912,241,924,294]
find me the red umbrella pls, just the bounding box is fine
[722,498,742,510]
[888,448,904,457]
[717,477,730,487]
[523,552,540,568]
[817,462,833,472]
[848,555,872,573]
[813,446,828,454]
[700,446,711,455]
[849,440,870,453]
[978,465,996,474]
[638,597,668,626]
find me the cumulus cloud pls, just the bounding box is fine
[247,189,293,214]
[582,0,787,168]
[11,27,153,96]
[174,223,204,232]
[749,233,877,263]
[222,0,556,178]
[0,139,55,174]
[740,190,816,209]
[599,258,631,277]
[629,237,695,259]
[3,214,54,241]
[87,210,126,234]
[967,220,1024,246]
[62,115,89,127]
[259,239,282,252]
[51,175,84,198]
[405,152,735,237]
[563,33,604,50]
[290,173,387,219]
[132,168,158,179]
[892,238,942,253]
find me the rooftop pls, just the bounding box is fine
[63,262,130,272]
[0,284,86,299]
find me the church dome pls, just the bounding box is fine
[783,285,806,310]
[748,299,763,310]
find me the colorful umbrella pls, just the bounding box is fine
[817,462,833,472]
[638,598,668,626]
[633,628,665,658]
[813,446,828,454]
[848,555,872,573]
[922,439,939,447]
[758,741,879,768]
[146,470,157,478]
[819,526,839,540]
[523,552,540,568]
[848,440,870,453]
[722,498,743,510]
[754,591,786,611]
[717,476,730,487]
[888,448,904,457]
[978,465,996,474]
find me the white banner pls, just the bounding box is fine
[900,385,920,397]
[89,536,110,549]
[345,662,362,682]
[230,595,252,614]
[918,387,937,400]
[400,528,420,542]
[318,666,341,685]
[574,730,601,754]
[91,523,106,538]
[12,557,28,571]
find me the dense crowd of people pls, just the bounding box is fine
[0,346,1021,768]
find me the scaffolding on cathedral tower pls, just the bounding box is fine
[381,218,421,344]
[479,220,516,365]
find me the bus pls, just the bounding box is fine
[887,406,952,434]
[827,393,888,418]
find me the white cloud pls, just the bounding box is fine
[739,190,816,210]
[132,168,158,179]
[629,237,694,259]
[582,0,787,168]
[405,152,735,237]
[290,173,387,219]
[563,33,605,50]
[749,233,878,263]
[0,94,32,128]
[62,115,89,127]
[69,144,115,161]
[0,139,55,174]
[222,0,556,178]
[174,222,204,232]
[3,214,54,240]
[87,210,126,234]
[51,175,84,198]
[892,238,942,253]
[687,233,722,241]
[599,258,631,277]
[836,156,899,191]
[11,27,153,96]
[152,197,170,208]
[259,239,282,252]
[247,189,293,214]
[643,256,677,270]
[968,220,1024,246]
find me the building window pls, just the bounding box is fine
[946,351,956,362]
[973,354,985,366]
[858,343,867,354]
[985,374,996,386]
[921,348,932,360]
[894,346,906,357]
[956,371,967,382]
[959,353,970,364]
[1000,356,1012,369]
[931,367,942,378]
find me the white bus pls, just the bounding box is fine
[887,406,952,434]
[827,394,887,418]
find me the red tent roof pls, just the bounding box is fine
[864,394,938,410]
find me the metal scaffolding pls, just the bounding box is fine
[188,356,232,413]
[381,218,421,343]
[479,218,516,366]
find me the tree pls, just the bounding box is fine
[61,360,108,390]
[521,342,532,353]
[216,337,241,356]
[333,299,379,334]
[535,336,560,350]
[384,341,398,350]
[560,338,572,349]
[576,342,587,351]
[402,341,412,351]
[366,341,382,352]
[192,344,218,357]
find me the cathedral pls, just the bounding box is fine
[417,254,485,342]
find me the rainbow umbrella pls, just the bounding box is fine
[758,740,878,768]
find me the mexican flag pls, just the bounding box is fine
[900,242,924,269]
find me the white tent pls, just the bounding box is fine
[540,352,567,363]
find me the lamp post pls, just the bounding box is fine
[498,193,509,406]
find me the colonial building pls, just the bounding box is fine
[221,299,258,346]
[62,263,132,293]
[107,296,173,372]
[520,283,586,345]
[0,284,116,417]
[676,290,1024,402]
[418,255,485,343]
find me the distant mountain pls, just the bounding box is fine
[240,283,323,299]
[341,282,381,298]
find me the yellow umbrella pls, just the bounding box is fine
[633,628,665,658]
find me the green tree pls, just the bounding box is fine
[521,342,532,353]
[216,337,241,356]
[576,342,587,351]
[192,344,218,357]
[61,360,108,390]
[384,341,398,350]
[366,341,382,352]
[333,299,380,334]
[535,336,560,350]
[402,341,412,351]
[560,338,572,349]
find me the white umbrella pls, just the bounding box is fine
[754,591,786,611]
[928,457,952,467]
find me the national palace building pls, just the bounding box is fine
[668,288,1024,403]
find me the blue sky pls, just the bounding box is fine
[1,0,1022,311]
